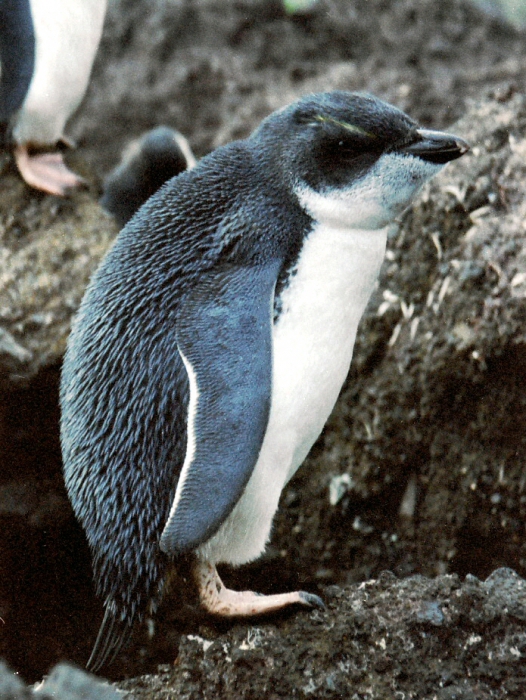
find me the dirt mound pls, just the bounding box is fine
[75,0,526,173]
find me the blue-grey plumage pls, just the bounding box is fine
[100,126,197,227]
[0,0,107,195]
[61,90,469,671]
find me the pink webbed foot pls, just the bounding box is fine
[194,561,325,617]
[14,144,86,196]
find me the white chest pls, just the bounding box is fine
[269,221,387,479]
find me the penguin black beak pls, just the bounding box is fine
[401,129,470,164]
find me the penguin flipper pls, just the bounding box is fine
[160,261,280,555]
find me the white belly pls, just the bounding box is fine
[197,221,387,566]
[13,0,107,145]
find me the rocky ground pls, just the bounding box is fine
[1,0,526,697]
[4,568,526,699]
[119,568,526,700]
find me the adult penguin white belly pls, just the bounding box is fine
[0,0,107,195]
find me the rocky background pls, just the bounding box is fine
[1,0,526,697]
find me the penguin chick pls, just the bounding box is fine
[100,126,196,227]
[0,0,107,196]
[60,90,469,671]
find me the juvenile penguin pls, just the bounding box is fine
[0,0,107,195]
[60,90,469,671]
[100,126,196,227]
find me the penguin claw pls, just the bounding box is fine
[14,144,86,196]
[194,561,325,617]
[298,591,326,610]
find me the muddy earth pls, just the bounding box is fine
[1,0,526,697]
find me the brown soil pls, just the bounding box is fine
[1,0,526,696]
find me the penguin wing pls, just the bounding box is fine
[160,260,280,555]
[0,0,35,122]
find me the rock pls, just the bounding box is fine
[0,662,125,700]
[74,0,526,176]
[0,660,31,699]
[0,165,118,388]
[118,569,526,699]
[34,663,123,700]
[0,167,117,677]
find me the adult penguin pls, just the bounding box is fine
[0,0,107,195]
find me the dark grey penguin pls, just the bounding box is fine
[60,90,469,671]
[0,0,107,195]
[100,126,196,227]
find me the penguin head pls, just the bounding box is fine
[253,91,469,229]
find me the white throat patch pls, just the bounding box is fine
[296,151,445,230]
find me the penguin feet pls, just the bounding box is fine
[194,561,325,617]
[14,144,86,196]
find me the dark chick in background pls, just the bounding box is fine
[100,126,196,228]
[60,90,469,671]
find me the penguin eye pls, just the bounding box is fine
[309,116,381,159]
[295,113,384,189]
[327,133,380,160]
[304,133,384,190]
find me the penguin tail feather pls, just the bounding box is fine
[86,607,131,674]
